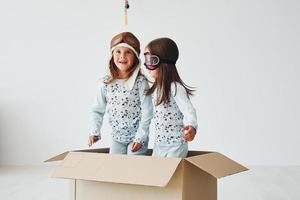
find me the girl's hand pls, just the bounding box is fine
[88,135,100,147]
[131,142,142,152]
[182,126,196,142]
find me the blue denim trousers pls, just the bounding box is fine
[109,139,148,155]
[152,142,188,158]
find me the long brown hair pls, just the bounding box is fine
[146,38,194,105]
[104,32,141,84]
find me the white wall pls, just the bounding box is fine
[0,0,299,165]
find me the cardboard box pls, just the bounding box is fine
[46,148,248,200]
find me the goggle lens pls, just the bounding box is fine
[144,54,160,70]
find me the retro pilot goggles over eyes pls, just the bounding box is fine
[143,53,176,70]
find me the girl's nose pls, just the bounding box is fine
[120,53,125,59]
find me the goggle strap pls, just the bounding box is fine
[160,58,176,65]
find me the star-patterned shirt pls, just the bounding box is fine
[89,73,153,145]
[152,82,198,146]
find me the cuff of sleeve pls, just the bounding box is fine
[133,135,147,146]
[89,131,101,137]
[186,124,198,133]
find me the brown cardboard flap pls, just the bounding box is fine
[185,152,248,179]
[44,148,110,162]
[187,150,212,157]
[52,152,182,187]
[44,151,70,162]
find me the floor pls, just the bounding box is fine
[0,165,299,200]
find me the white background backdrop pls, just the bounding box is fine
[0,0,299,165]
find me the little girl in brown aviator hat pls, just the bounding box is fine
[88,32,153,155]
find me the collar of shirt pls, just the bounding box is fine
[124,65,140,90]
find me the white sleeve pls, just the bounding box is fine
[172,82,198,132]
[134,79,153,145]
[89,82,107,136]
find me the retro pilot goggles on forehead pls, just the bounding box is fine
[143,53,176,70]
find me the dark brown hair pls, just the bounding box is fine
[145,38,194,105]
[105,32,141,84]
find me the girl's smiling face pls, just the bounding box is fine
[113,46,135,76]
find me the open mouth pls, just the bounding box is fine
[118,61,128,64]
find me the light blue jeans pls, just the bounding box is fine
[110,140,148,155]
[152,142,188,158]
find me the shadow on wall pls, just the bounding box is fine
[0,106,6,165]
[0,105,32,165]
[0,102,64,165]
